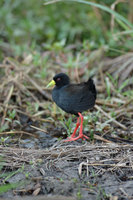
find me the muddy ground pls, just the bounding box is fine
[0,118,133,200]
[0,54,133,200]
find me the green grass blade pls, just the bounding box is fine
[0,181,24,194]
[44,0,133,29]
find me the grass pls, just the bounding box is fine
[45,0,133,28]
[0,181,24,194]
[77,187,82,200]
[0,0,133,198]
[96,186,110,200]
[1,0,133,60]
[60,116,73,137]
[0,161,29,194]
[0,48,132,141]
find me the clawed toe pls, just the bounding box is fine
[63,134,89,142]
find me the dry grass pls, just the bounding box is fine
[0,50,133,162]
[0,50,133,199]
[0,142,133,174]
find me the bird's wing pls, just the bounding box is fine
[60,84,95,113]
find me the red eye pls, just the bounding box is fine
[57,77,61,81]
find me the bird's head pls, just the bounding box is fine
[46,73,70,88]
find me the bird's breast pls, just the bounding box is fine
[52,87,71,113]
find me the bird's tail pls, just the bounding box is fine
[87,78,97,99]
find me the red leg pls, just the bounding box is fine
[78,112,89,140]
[71,117,80,138]
[64,113,89,142]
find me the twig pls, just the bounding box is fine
[1,85,14,126]
[0,131,37,137]
[94,134,113,143]
[78,161,131,176]
[96,100,118,108]
[95,105,127,130]
[30,125,47,133]
[25,74,52,100]
[110,0,126,33]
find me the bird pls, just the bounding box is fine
[47,73,96,142]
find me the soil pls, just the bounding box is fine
[0,30,133,200]
[0,49,133,200]
[0,120,133,200]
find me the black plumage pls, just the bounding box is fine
[47,73,96,141]
[52,73,96,115]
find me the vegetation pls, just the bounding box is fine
[0,0,133,199]
[0,0,133,59]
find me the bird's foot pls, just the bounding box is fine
[63,134,89,142]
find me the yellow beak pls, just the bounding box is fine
[46,80,56,88]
